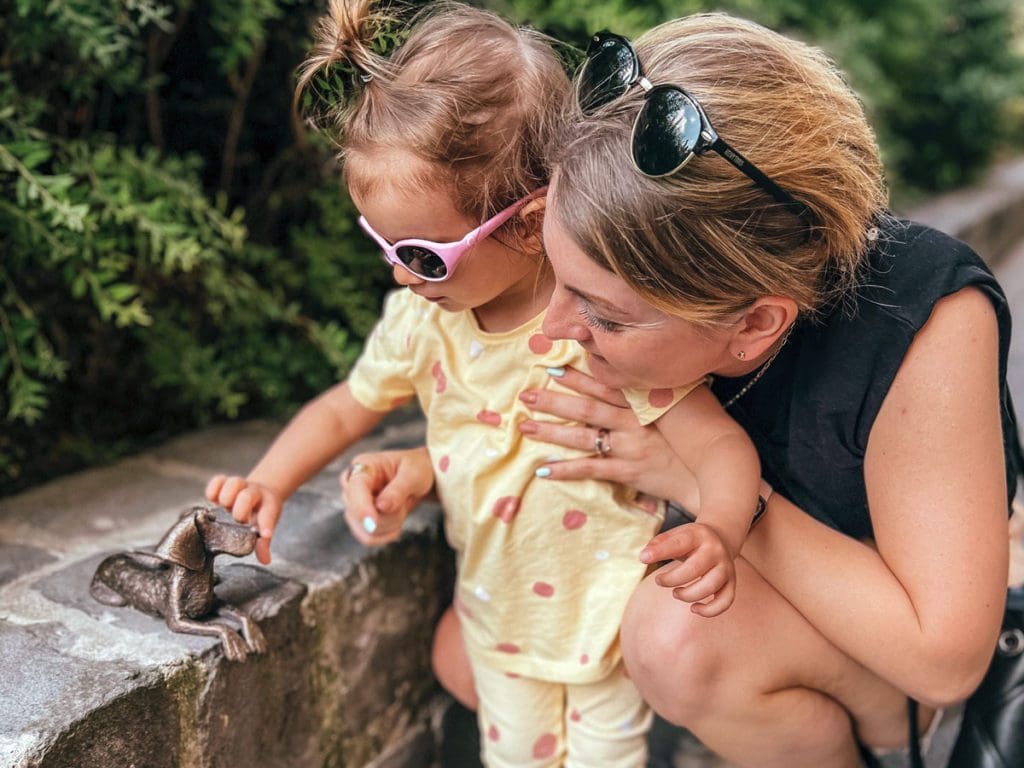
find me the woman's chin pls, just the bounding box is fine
[587,352,671,391]
[586,352,630,389]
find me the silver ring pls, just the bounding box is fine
[594,428,612,457]
[347,462,369,479]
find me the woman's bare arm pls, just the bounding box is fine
[654,287,1008,705]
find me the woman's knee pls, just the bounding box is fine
[431,605,479,710]
[620,573,722,721]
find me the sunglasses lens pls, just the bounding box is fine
[632,87,703,177]
[579,35,638,114]
[396,246,448,280]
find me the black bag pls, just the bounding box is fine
[943,588,1024,768]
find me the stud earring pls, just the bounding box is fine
[737,350,746,360]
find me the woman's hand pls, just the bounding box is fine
[340,446,436,546]
[517,366,699,508]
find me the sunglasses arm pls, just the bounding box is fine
[707,135,811,221]
[465,185,549,247]
[358,217,393,252]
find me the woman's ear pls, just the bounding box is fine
[729,297,799,361]
[517,195,547,257]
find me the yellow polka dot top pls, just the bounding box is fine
[348,289,701,683]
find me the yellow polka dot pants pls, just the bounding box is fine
[469,653,652,768]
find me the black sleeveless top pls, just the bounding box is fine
[709,218,1023,539]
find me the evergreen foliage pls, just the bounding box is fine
[1,0,1021,494]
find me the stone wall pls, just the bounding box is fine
[0,413,455,768]
[907,156,1024,267]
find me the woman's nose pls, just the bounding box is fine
[543,287,591,343]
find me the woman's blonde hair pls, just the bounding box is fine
[548,13,889,325]
[296,0,569,245]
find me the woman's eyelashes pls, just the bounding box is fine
[578,301,622,332]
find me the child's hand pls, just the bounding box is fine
[640,522,737,618]
[341,447,436,547]
[205,475,283,565]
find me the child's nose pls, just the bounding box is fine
[392,262,425,287]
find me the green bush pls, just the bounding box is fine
[739,0,1024,194]
[494,0,1024,195]
[0,0,384,491]
[1,0,1022,494]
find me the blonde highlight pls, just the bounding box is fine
[549,13,890,326]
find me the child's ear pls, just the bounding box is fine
[517,195,547,256]
[519,195,546,219]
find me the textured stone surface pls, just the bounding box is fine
[30,673,197,768]
[367,718,437,768]
[0,620,159,766]
[0,457,209,555]
[264,490,366,573]
[304,523,451,767]
[0,411,448,768]
[909,155,1024,267]
[147,419,285,477]
[194,574,319,768]
[0,543,55,587]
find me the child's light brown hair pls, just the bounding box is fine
[296,0,569,248]
[549,13,890,325]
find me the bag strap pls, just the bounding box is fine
[856,740,883,768]
[908,697,925,768]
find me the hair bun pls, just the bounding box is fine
[295,0,410,131]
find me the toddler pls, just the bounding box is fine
[207,3,762,765]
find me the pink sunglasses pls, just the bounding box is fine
[357,187,547,281]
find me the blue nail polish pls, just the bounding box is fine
[545,367,565,378]
[535,467,552,478]
[362,517,378,534]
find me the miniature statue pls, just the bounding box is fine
[90,505,267,662]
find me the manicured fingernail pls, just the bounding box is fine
[376,497,392,514]
[362,517,377,534]
[639,549,652,563]
[518,420,537,434]
[519,391,537,405]
[535,467,552,478]
[545,367,565,378]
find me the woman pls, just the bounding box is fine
[342,13,1021,767]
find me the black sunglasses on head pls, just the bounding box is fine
[577,32,811,222]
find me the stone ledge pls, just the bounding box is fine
[907,155,1024,267]
[0,409,454,768]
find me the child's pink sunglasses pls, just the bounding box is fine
[357,187,547,282]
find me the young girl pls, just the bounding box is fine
[206,3,763,765]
